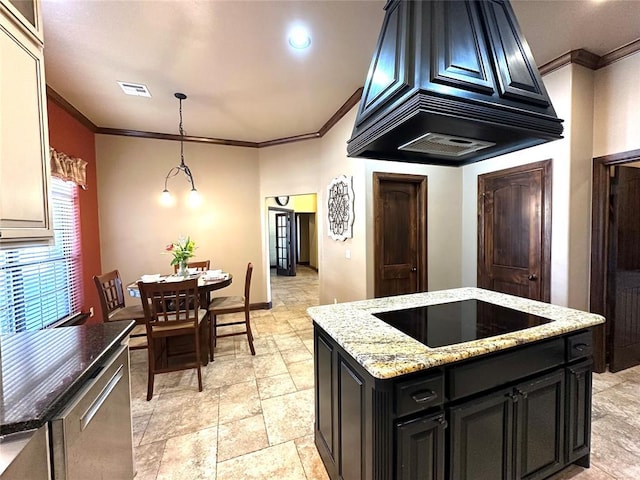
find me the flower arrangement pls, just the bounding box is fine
[166,236,196,272]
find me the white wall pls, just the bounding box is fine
[593,52,640,157]
[95,135,266,304]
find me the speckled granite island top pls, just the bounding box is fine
[0,320,135,435]
[307,288,604,380]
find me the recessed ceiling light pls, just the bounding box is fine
[118,81,151,97]
[288,26,311,50]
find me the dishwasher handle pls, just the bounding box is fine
[80,363,124,431]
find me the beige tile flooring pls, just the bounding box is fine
[130,267,640,479]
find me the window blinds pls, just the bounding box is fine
[0,178,82,334]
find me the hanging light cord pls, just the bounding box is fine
[163,93,196,192]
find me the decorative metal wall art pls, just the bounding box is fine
[327,175,355,241]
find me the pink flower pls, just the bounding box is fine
[165,244,174,251]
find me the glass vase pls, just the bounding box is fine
[177,260,189,277]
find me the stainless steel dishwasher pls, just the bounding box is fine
[50,344,134,480]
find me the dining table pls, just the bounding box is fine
[126,272,233,366]
[126,272,233,309]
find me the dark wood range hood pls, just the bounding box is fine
[347,0,564,167]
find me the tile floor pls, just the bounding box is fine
[130,267,640,479]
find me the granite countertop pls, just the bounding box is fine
[0,320,135,435]
[307,288,605,380]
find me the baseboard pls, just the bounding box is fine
[250,301,272,311]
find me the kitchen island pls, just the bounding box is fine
[308,288,605,480]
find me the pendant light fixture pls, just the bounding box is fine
[160,92,200,206]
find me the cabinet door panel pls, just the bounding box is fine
[516,369,565,480]
[339,357,364,480]
[567,361,592,463]
[449,388,513,480]
[0,9,51,240]
[315,333,334,455]
[397,413,445,480]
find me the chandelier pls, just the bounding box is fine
[160,93,199,206]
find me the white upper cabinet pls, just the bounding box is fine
[0,0,52,243]
[1,0,42,43]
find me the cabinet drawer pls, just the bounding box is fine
[395,373,444,417]
[566,331,592,362]
[447,338,565,402]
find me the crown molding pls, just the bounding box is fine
[96,127,260,148]
[539,40,640,76]
[539,49,600,76]
[597,38,640,69]
[46,87,364,149]
[46,86,98,132]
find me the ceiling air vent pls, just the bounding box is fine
[398,133,495,157]
[117,81,151,97]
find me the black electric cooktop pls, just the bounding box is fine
[373,299,553,348]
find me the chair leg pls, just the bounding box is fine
[245,309,255,355]
[209,314,217,361]
[195,333,203,392]
[146,344,155,401]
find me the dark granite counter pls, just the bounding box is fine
[0,320,135,435]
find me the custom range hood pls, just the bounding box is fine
[347,0,564,166]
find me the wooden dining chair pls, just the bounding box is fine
[173,260,211,273]
[93,269,147,350]
[208,262,255,360]
[138,278,208,400]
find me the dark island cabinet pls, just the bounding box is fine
[449,369,565,480]
[314,324,593,480]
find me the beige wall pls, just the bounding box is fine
[317,108,368,303]
[95,52,640,311]
[95,135,266,304]
[362,160,463,296]
[258,106,464,304]
[461,64,597,310]
[593,52,640,157]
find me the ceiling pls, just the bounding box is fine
[41,0,640,144]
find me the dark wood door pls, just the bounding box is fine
[275,211,296,276]
[607,165,640,371]
[373,173,427,298]
[478,160,551,302]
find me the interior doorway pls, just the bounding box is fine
[372,172,428,297]
[591,150,640,373]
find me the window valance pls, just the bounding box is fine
[50,147,87,189]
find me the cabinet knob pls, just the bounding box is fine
[528,273,538,281]
[411,266,417,272]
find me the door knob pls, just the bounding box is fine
[411,267,417,272]
[528,274,538,281]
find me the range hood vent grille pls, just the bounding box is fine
[347,0,564,167]
[398,133,495,157]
